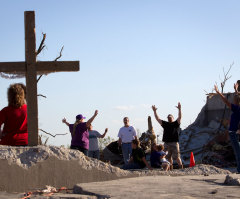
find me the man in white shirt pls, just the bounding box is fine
[118,117,137,164]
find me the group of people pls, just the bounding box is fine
[118,103,183,170]
[62,112,108,159]
[0,82,240,173]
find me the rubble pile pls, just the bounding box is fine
[180,93,237,168]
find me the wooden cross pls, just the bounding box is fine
[0,11,79,146]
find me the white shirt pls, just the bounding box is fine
[118,126,137,143]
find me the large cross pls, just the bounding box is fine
[0,11,79,146]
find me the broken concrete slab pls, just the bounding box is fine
[0,145,137,193]
[179,93,237,167]
[74,174,240,199]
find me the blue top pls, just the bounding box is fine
[150,151,161,167]
[229,104,240,131]
[159,151,167,156]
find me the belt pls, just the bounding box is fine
[122,142,132,144]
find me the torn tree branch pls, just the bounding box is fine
[36,33,46,55]
[39,129,68,138]
[37,94,47,98]
[220,62,234,93]
[54,46,64,61]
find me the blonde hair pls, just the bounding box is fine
[72,119,81,137]
[7,83,26,108]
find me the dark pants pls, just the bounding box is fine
[121,162,142,170]
[70,145,88,156]
[229,132,240,173]
[88,150,100,159]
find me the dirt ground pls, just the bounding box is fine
[1,173,240,199]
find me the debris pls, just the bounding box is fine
[224,175,240,186]
[180,93,237,168]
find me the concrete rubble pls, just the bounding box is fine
[180,93,237,167]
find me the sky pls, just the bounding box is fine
[0,0,240,146]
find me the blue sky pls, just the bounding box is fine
[0,0,240,146]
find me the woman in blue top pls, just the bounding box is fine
[214,83,240,173]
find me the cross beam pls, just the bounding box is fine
[0,11,79,146]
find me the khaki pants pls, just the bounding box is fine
[164,142,181,160]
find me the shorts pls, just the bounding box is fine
[164,142,180,160]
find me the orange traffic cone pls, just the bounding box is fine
[189,152,195,167]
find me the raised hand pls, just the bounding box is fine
[234,83,239,93]
[105,128,108,133]
[62,118,67,123]
[214,84,219,93]
[152,105,157,112]
[176,102,181,110]
[94,110,98,116]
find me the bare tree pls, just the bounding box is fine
[219,62,234,93]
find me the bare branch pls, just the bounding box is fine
[54,46,64,61]
[36,33,46,55]
[204,89,208,94]
[37,74,43,83]
[39,129,68,138]
[37,94,47,98]
[44,137,49,145]
[220,62,234,93]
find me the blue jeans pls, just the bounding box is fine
[88,150,100,159]
[121,162,141,170]
[70,145,88,156]
[122,143,132,164]
[229,131,240,173]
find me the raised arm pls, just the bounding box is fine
[176,102,182,124]
[234,82,239,94]
[62,118,70,126]
[214,84,231,108]
[152,105,162,125]
[100,128,108,138]
[86,110,98,128]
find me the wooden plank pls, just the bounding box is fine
[36,61,80,72]
[0,61,80,73]
[0,62,25,72]
[25,11,38,146]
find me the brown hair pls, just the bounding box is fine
[7,83,26,108]
[157,144,164,151]
[132,139,140,148]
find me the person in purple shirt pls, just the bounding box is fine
[62,110,98,156]
[214,83,240,173]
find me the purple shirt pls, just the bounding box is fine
[69,122,89,149]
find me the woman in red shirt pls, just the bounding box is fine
[0,83,28,146]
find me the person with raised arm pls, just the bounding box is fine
[88,124,108,159]
[152,103,183,170]
[62,110,98,156]
[214,83,240,173]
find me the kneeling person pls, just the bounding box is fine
[122,139,152,170]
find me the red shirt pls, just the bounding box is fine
[0,104,28,146]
